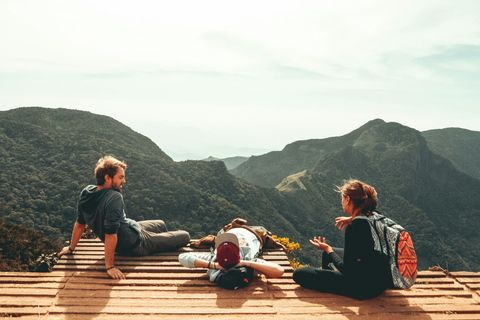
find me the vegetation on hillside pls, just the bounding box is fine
[0,219,59,272]
[422,128,480,180]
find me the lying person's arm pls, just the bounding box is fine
[237,259,284,278]
[179,252,218,269]
[178,253,284,278]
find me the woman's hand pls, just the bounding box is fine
[335,216,353,230]
[309,236,333,253]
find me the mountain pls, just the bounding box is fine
[231,119,480,270]
[1,107,480,271]
[422,128,480,180]
[201,156,249,170]
[230,119,386,188]
[270,122,480,271]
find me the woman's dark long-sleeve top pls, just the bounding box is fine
[329,217,390,296]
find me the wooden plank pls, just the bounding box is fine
[415,277,455,284]
[274,290,473,299]
[465,283,480,290]
[380,290,472,298]
[55,297,274,307]
[63,282,268,292]
[0,276,68,283]
[0,288,59,297]
[0,296,54,307]
[70,270,208,279]
[267,278,301,285]
[450,271,480,278]
[64,279,217,288]
[0,271,73,277]
[66,276,210,286]
[52,265,208,273]
[407,284,466,290]
[270,304,480,315]
[271,296,478,306]
[267,283,466,292]
[0,307,48,316]
[59,288,272,299]
[0,283,65,289]
[452,277,480,284]
[47,306,278,315]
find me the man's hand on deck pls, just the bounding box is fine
[107,267,126,279]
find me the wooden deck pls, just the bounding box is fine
[2,239,480,319]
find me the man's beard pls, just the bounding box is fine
[112,182,123,192]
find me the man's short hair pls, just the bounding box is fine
[94,156,127,186]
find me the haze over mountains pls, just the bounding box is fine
[1,107,479,271]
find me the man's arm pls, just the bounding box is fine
[104,233,126,279]
[58,221,86,257]
[238,260,284,278]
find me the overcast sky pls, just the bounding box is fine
[1,1,479,160]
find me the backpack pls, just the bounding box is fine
[216,266,254,290]
[356,211,417,289]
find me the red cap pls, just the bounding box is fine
[216,233,240,269]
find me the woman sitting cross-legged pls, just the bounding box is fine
[293,179,391,300]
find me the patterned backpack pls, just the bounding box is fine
[356,211,417,289]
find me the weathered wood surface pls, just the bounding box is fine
[1,238,480,319]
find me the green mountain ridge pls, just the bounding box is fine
[230,119,386,188]
[422,128,480,180]
[1,107,479,271]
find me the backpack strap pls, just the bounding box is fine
[354,212,387,255]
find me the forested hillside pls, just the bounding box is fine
[1,107,480,271]
[0,219,58,272]
[422,128,480,180]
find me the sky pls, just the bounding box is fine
[1,0,479,160]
